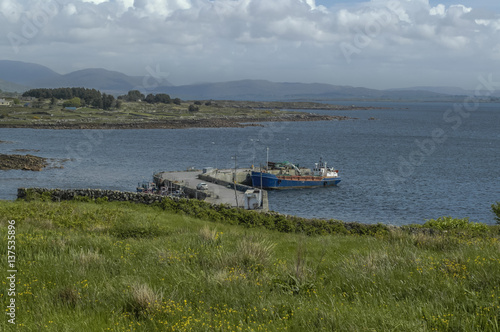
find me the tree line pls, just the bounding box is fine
[117,90,181,105]
[22,88,185,110]
[22,88,118,110]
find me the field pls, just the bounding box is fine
[0,100,349,129]
[1,198,499,331]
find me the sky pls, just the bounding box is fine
[0,0,499,89]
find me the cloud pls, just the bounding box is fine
[0,0,24,22]
[0,0,499,88]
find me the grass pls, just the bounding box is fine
[0,100,313,127]
[1,198,500,331]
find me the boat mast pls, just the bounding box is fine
[266,147,269,170]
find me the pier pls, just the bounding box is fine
[154,168,269,211]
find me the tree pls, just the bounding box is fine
[173,98,181,105]
[22,87,103,103]
[63,97,81,108]
[155,93,171,104]
[188,105,199,112]
[92,97,103,109]
[102,93,115,110]
[145,93,156,104]
[492,202,500,224]
[126,90,145,102]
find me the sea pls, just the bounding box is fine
[1,101,499,226]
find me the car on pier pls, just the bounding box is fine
[196,183,208,190]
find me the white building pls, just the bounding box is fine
[0,98,12,106]
[244,189,263,210]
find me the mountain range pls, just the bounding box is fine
[1,60,497,101]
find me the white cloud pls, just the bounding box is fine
[430,4,445,16]
[81,0,109,4]
[475,18,500,31]
[0,0,499,89]
[64,3,78,16]
[132,0,192,17]
[0,0,24,22]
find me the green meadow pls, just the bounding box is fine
[1,198,499,331]
[0,100,327,128]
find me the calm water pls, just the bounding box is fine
[1,101,499,225]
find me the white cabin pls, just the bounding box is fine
[312,159,339,178]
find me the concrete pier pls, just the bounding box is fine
[154,168,268,211]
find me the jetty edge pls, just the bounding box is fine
[154,167,268,211]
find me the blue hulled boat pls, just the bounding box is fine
[251,159,341,189]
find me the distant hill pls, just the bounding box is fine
[1,60,497,101]
[150,80,454,101]
[0,78,29,93]
[0,60,172,95]
[387,86,472,96]
[0,60,61,87]
[37,68,155,95]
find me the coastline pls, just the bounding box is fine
[0,113,352,130]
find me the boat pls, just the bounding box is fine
[251,158,341,189]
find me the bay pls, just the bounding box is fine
[1,101,499,225]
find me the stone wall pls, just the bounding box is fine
[17,188,166,205]
[17,186,268,211]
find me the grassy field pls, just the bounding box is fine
[1,198,499,331]
[0,100,341,128]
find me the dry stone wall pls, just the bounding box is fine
[17,188,165,204]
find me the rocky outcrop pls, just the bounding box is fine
[0,154,48,171]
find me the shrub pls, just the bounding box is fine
[62,97,81,108]
[126,283,162,317]
[199,226,221,245]
[492,202,500,224]
[235,236,275,269]
[22,189,53,202]
[423,216,488,234]
[272,274,315,295]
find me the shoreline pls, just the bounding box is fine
[0,113,352,130]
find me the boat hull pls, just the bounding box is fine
[251,171,341,189]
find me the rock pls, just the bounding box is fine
[0,154,48,171]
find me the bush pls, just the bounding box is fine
[62,97,81,108]
[156,197,388,237]
[235,236,275,269]
[423,216,488,234]
[492,202,500,224]
[188,104,199,112]
[126,283,162,317]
